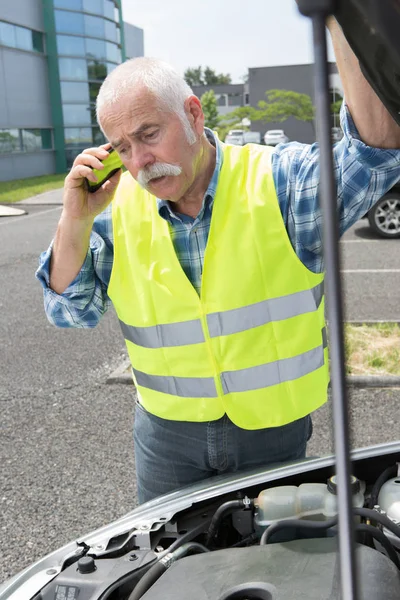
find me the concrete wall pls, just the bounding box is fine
[123,22,144,59]
[0,151,56,181]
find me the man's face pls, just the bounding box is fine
[100,88,204,202]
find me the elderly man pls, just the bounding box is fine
[37,20,400,503]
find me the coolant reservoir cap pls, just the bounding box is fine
[327,474,360,496]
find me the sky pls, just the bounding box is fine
[121,0,335,83]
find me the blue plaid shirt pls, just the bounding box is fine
[37,104,400,328]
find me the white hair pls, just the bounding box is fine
[96,57,197,144]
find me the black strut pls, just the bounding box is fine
[297,1,359,599]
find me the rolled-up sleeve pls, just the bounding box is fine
[35,206,114,328]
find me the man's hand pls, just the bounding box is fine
[63,143,122,223]
[49,144,122,295]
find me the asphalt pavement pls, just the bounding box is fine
[341,219,400,321]
[0,201,399,583]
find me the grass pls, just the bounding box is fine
[0,173,67,204]
[345,323,400,376]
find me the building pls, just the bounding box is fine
[191,63,342,145]
[249,63,341,145]
[192,83,247,117]
[0,0,144,181]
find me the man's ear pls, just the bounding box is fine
[185,96,204,135]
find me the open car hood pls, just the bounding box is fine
[335,0,400,126]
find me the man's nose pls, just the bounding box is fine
[129,148,155,173]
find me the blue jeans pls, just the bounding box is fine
[133,401,313,504]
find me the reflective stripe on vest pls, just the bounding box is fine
[120,281,324,348]
[132,328,327,397]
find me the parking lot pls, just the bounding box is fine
[341,218,400,321]
[0,204,399,584]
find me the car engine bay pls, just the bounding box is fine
[34,453,400,600]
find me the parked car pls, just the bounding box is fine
[331,126,343,142]
[366,184,400,238]
[224,129,245,145]
[263,129,290,146]
[224,130,262,146]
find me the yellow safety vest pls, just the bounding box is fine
[108,143,329,429]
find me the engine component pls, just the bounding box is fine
[377,476,400,549]
[254,477,364,529]
[137,539,400,600]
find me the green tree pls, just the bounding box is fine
[203,66,231,85]
[184,66,204,86]
[256,89,315,126]
[200,90,220,130]
[184,66,232,87]
[217,106,258,141]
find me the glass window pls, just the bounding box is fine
[0,129,20,153]
[104,19,117,42]
[228,94,242,107]
[104,1,115,21]
[59,57,87,80]
[89,82,101,104]
[21,129,42,152]
[105,41,119,63]
[64,127,92,145]
[63,104,91,126]
[0,21,16,48]
[85,37,106,60]
[84,14,105,38]
[64,127,92,167]
[92,126,106,146]
[106,61,117,75]
[55,10,85,35]
[15,26,32,51]
[87,59,107,80]
[61,81,90,103]
[57,34,85,56]
[54,0,82,9]
[32,30,44,53]
[83,0,103,15]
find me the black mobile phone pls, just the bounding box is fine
[86,148,123,193]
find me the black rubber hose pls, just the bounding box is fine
[369,465,398,509]
[205,499,250,547]
[128,542,209,600]
[171,542,209,560]
[353,507,400,541]
[231,533,259,548]
[260,516,338,545]
[160,518,212,557]
[127,560,168,600]
[354,523,400,570]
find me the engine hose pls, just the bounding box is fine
[171,542,209,560]
[369,464,398,509]
[205,499,252,547]
[128,542,209,600]
[354,523,400,570]
[127,560,168,600]
[260,512,400,570]
[260,516,338,545]
[353,507,400,541]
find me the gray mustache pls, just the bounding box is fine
[137,163,182,188]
